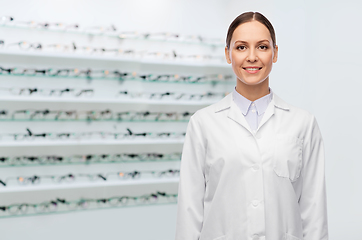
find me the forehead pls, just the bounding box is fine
[231,21,271,43]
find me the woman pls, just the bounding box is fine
[175,12,328,240]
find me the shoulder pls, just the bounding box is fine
[191,93,232,119]
[274,93,318,134]
[274,92,315,121]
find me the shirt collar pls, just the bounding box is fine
[214,89,289,113]
[232,87,273,116]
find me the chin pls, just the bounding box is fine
[238,78,265,86]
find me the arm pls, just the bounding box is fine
[175,114,206,240]
[299,115,329,239]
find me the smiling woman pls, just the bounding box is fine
[176,11,329,240]
[225,12,278,101]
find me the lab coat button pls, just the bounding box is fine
[252,200,259,207]
[252,164,259,171]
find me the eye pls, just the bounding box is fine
[259,45,268,50]
[236,45,246,50]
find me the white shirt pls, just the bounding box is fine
[232,87,273,132]
[175,91,328,240]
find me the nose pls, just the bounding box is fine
[247,49,258,62]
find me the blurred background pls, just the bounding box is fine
[0,0,361,239]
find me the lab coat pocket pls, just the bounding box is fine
[285,232,301,240]
[273,134,303,182]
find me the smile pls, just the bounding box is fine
[243,67,262,73]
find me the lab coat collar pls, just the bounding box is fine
[214,90,290,133]
[214,90,290,113]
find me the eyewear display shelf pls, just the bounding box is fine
[0,21,225,47]
[0,24,233,219]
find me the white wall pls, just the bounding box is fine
[0,0,361,239]
[272,1,362,239]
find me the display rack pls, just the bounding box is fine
[0,19,233,218]
[0,19,225,47]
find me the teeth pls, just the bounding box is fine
[245,68,260,71]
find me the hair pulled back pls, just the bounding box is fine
[226,12,276,49]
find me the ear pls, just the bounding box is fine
[273,45,278,63]
[225,46,231,64]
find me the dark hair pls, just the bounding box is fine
[226,12,276,49]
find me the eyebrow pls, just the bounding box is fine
[234,39,270,44]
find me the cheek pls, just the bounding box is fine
[230,52,245,66]
[261,53,274,65]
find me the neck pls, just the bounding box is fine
[235,78,270,101]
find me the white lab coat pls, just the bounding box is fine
[175,92,328,240]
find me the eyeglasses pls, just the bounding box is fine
[37,22,79,30]
[117,90,226,101]
[2,40,224,62]
[7,41,42,50]
[0,128,185,141]
[172,51,225,62]
[6,41,78,52]
[0,169,179,187]
[116,111,192,121]
[0,155,65,166]
[0,152,182,166]
[11,109,62,120]
[3,109,191,122]
[0,66,132,79]
[138,73,232,83]
[0,192,177,217]
[46,42,77,52]
[0,66,233,84]
[1,88,225,101]
[0,67,79,77]
[143,32,179,40]
[0,87,94,97]
[0,16,223,46]
[4,20,79,31]
[86,47,137,55]
[4,40,141,55]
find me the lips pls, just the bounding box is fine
[243,67,262,74]
[243,67,262,70]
